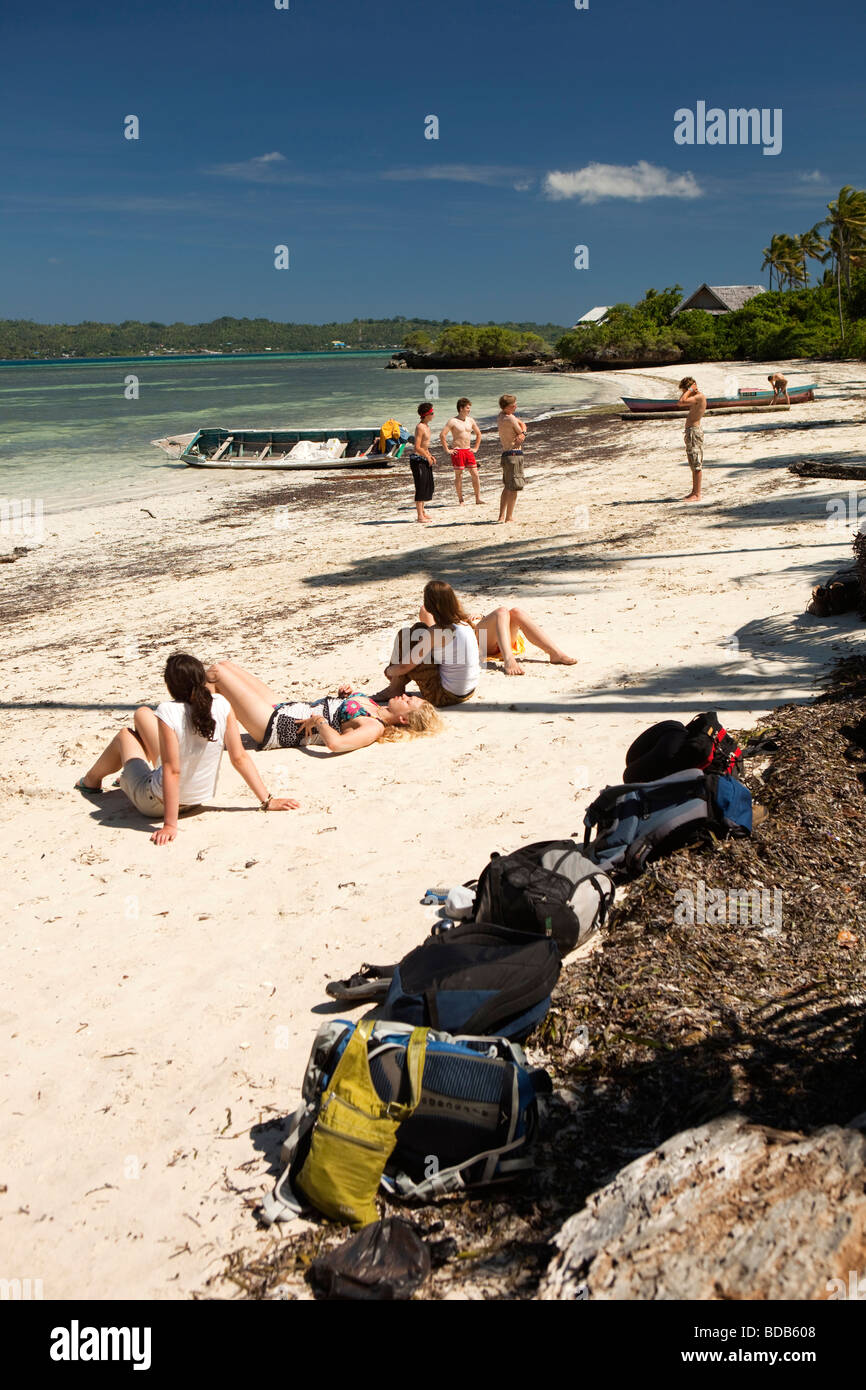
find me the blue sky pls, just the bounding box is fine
[2,0,864,326]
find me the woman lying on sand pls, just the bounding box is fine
[76,653,299,844]
[206,661,442,752]
[377,579,576,706]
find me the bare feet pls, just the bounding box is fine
[549,652,578,665]
[683,493,701,503]
[496,517,510,524]
[476,498,486,504]
[503,657,525,676]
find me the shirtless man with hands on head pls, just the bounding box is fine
[678,377,707,502]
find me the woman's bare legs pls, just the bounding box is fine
[206,660,278,744]
[507,608,576,665]
[207,659,279,703]
[82,727,148,789]
[133,706,161,764]
[377,611,436,698]
[476,606,576,676]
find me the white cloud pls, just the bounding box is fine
[206,151,324,183]
[381,164,533,187]
[543,161,702,203]
[798,169,824,183]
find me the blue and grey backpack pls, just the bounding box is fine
[583,769,752,876]
[260,1019,551,1225]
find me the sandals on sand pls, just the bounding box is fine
[325,964,394,1004]
[74,778,103,797]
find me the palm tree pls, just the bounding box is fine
[761,233,790,291]
[821,186,866,337]
[779,234,806,290]
[795,223,828,288]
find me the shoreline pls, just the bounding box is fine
[1,356,863,1299]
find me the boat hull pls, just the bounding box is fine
[172,427,398,469]
[737,384,817,400]
[622,386,815,413]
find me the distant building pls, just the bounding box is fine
[331,340,347,348]
[572,306,611,327]
[671,284,765,317]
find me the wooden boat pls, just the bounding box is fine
[155,427,398,469]
[621,385,815,413]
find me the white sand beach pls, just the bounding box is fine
[1,358,863,1299]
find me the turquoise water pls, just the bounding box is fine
[0,352,613,514]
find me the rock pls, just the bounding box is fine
[540,1113,866,1300]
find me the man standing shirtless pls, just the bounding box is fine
[497,393,527,523]
[439,397,483,504]
[408,402,436,523]
[768,371,789,405]
[678,377,707,502]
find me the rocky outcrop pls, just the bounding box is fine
[540,1113,866,1300]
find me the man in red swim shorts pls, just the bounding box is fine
[439,397,483,505]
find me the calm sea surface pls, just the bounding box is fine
[0,351,616,514]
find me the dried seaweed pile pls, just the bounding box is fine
[210,658,866,1301]
[856,529,866,615]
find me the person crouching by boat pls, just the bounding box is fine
[768,371,789,405]
[408,402,436,523]
[75,653,300,844]
[205,661,442,752]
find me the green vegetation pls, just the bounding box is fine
[398,322,555,366]
[557,185,866,367]
[0,316,567,361]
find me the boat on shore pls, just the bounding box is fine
[737,384,817,401]
[152,426,398,469]
[622,384,816,414]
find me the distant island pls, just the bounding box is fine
[0,315,567,362]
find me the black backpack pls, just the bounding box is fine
[469,840,614,953]
[623,711,742,783]
[380,921,561,1042]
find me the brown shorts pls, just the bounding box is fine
[501,450,525,490]
[684,426,704,469]
[410,663,475,708]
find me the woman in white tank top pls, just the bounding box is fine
[76,653,300,845]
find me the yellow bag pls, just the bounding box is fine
[378,418,402,453]
[294,1019,427,1229]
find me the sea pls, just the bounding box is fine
[0,350,616,515]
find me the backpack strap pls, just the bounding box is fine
[259,1099,310,1225]
[383,1139,535,1202]
[382,1062,527,1201]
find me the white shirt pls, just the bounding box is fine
[151,694,230,806]
[438,622,480,696]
